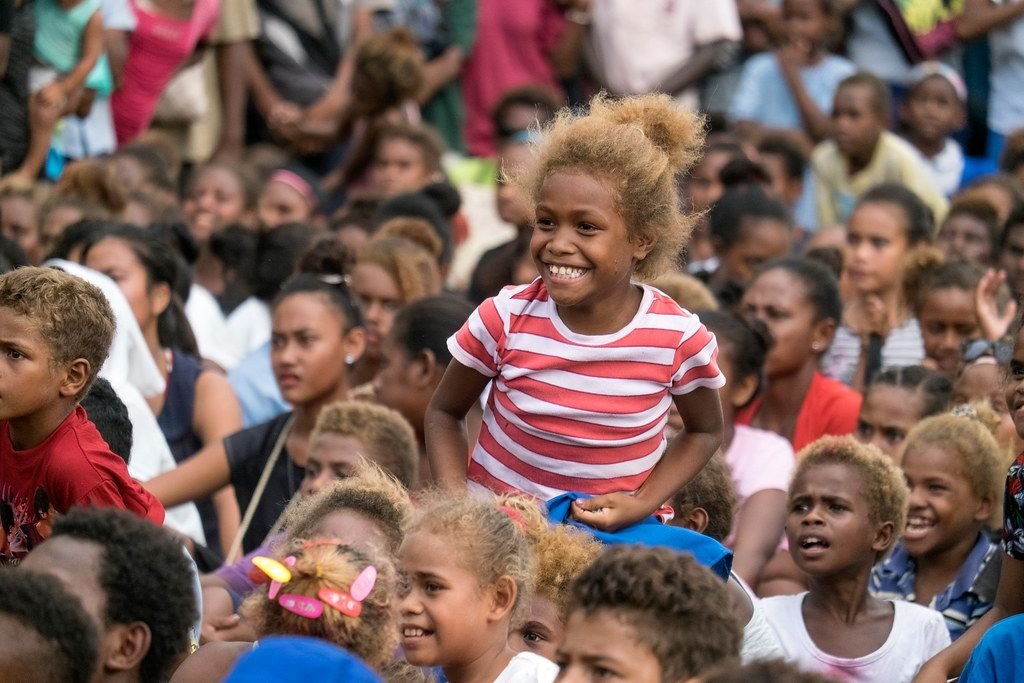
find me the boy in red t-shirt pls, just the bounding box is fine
[0,266,163,560]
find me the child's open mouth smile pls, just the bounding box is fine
[903,514,936,543]
[544,263,590,283]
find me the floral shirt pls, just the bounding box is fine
[1004,451,1024,560]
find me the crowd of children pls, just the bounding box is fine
[5,0,1024,681]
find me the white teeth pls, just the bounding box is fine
[403,628,425,638]
[549,265,587,280]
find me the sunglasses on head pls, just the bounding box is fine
[961,338,1013,364]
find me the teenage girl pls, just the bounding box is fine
[398,494,557,682]
[172,540,398,682]
[737,257,861,452]
[349,233,442,388]
[84,225,243,556]
[915,261,983,378]
[428,94,725,532]
[373,295,475,487]
[855,365,952,461]
[823,184,935,390]
[699,310,795,590]
[145,273,366,558]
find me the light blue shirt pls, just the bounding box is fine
[729,52,855,129]
[228,342,289,428]
[989,12,1024,136]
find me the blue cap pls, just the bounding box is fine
[225,636,382,683]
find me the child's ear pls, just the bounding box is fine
[487,575,518,623]
[631,231,655,262]
[872,520,896,554]
[680,506,709,536]
[410,349,438,390]
[104,622,151,673]
[730,374,759,409]
[974,494,994,524]
[59,358,92,399]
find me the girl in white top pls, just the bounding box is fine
[398,494,557,683]
[761,435,949,682]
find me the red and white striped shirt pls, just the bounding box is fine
[449,279,725,501]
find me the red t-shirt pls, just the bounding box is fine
[0,406,164,560]
[736,371,862,454]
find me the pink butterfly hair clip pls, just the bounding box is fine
[319,565,378,618]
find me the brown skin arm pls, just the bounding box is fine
[730,489,788,588]
[956,0,1024,41]
[59,12,105,97]
[914,555,1024,681]
[146,440,232,508]
[655,41,731,98]
[574,387,724,531]
[213,40,251,159]
[425,360,493,488]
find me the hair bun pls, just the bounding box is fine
[589,93,706,173]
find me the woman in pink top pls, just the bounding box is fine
[111,0,219,145]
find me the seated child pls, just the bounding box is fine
[0,569,98,683]
[0,267,164,561]
[761,436,951,681]
[398,493,557,682]
[900,62,968,197]
[556,545,742,680]
[173,540,398,682]
[501,495,603,662]
[368,123,445,200]
[871,412,1003,641]
[915,261,984,378]
[855,365,951,461]
[812,72,948,229]
[20,507,198,683]
[936,195,1001,267]
[256,167,323,232]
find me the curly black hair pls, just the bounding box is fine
[80,377,133,464]
[50,508,197,683]
[568,545,742,680]
[0,569,99,683]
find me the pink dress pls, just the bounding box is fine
[460,0,566,157]
[112,0,219,145]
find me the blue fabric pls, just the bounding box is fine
[870,533,999,641]
[729,52,856,128]
[545,493,732,580]
[959,614,1024,683]
[229,342,288,428]
[225,636,381,683]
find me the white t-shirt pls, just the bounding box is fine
[186,284,238,370]
[732,575,786,663]
[225,297,272,362]
[761,593,951,682]
[495,652,558,683]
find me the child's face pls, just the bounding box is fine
[496,143,535,229]
[510,594,563,662]
[902,444,989,561]
[257,180,312,231]
[902,76,964,145]
[397,530,500,668]
[299,434,366,497]
[759,153,804,208]
[373,334,427,436]
[831,85,886,161]
[918,287,979,377]
[740,268,825,378]
[183,167,249,244]
[719,217,792,286]
[371,139,432,199]
[1005,328,1024,439]
[998,223,1024,299]
[955,362,1015,447]
[783,0,829,49]
[271,293,362,406]
[531,171,649,318]
[351,262,403,355]
[0,196,41,264]
[855,385,923,461]
[686,151,732,213]
[0,308,71,424]
[844,201,910,295]
[85,237,167,336]
[555,609,663,683]
[786,463,892,576]
[937,213,993,266]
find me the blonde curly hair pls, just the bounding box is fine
[517,93,706,280]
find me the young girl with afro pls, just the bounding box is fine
[428,94,725,532]
[397,493,554,682]
[870,411,1004,641]
[173,539,398,682]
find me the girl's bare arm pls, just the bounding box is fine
[425,361,491,489]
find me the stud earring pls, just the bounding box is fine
[345,354,355,365]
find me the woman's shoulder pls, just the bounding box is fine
[223,413,293,462]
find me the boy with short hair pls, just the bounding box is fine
[900,62,968,196]
[812,72,948,229]
[0,266,163,560]
[556,545,742,681]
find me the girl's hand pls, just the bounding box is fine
[571,493,652,532]
[36,82,67,112]
[977,268,1018,341]
[859,293,891,341]
[776,41,811,74]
